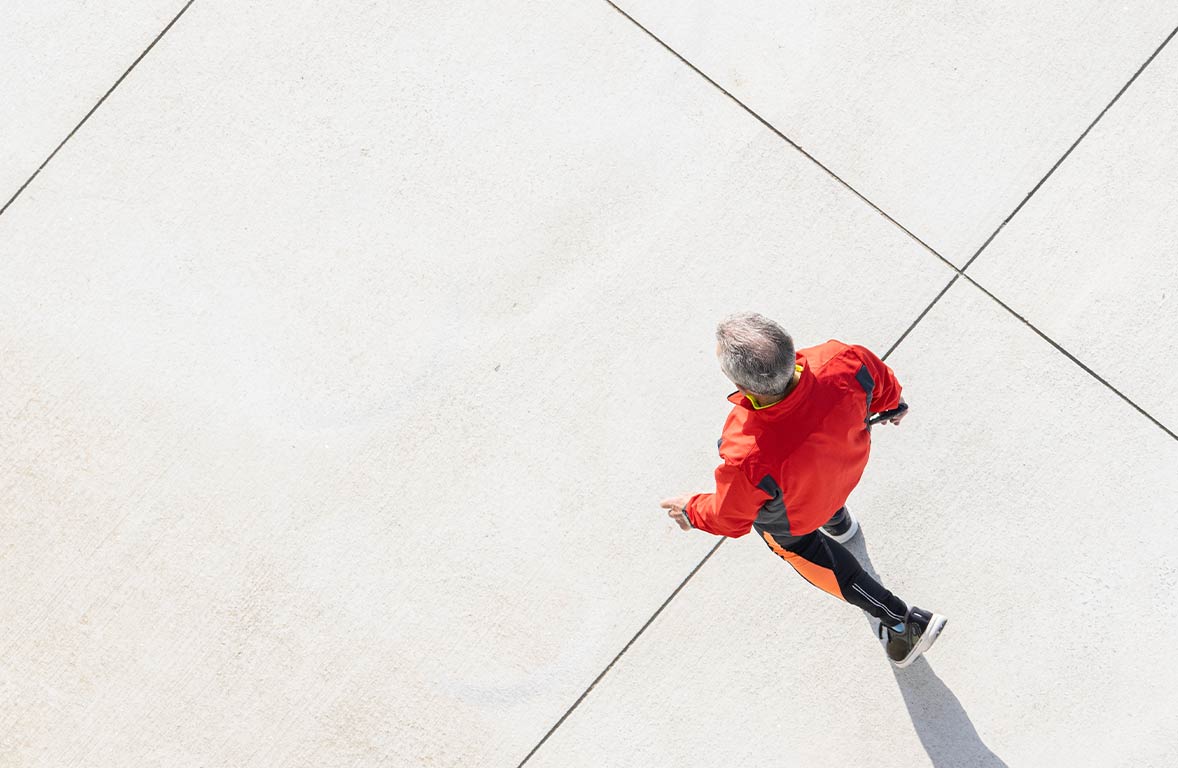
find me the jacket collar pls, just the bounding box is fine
[727,356,813,419]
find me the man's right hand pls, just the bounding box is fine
[659,495,693,531]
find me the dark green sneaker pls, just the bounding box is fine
[879,607,947,668]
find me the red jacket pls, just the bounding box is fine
[684,341,902,538]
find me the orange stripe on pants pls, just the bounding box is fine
[761,531,845,600]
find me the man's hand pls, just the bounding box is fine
[882,397,909,426]
[659,494,693,531]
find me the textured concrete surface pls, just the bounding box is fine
[1,2,1176,767]
[968,36,1178,435]
[613,0,1178,265]
[1,0,184,202]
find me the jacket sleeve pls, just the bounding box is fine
[852,344,903,413]
[684,461,770,538]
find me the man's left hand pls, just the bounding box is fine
[659,494,693,531]
[882,397,909,426]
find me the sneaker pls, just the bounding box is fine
[819,507,859,543]
[879,607,947,668]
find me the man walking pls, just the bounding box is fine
[660,312,945,667]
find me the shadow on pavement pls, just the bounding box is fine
[844,532,1008,768]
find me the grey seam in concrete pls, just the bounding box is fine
[603,0,1178,442]
[960,23,1178,272]
[882,274,960,361]
[946,21,1178,443]
[600,0,959,274]
[960,272,1178,441]
[515,537,727,768]
[0,0,198,220]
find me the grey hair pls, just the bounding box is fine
[716,312,796,395]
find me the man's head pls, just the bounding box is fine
[715,312,796,396]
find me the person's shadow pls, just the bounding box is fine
[843,532,1009,768]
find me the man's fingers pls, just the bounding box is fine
[660,494,692,530]
[664,505,691,531]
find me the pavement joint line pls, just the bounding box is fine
[515,537,726,768]
[960,272,1178,441]
[882,274,960,362]
[886,269,1178,440]
[0,0,199,220]
[600,0,959,276]
[960,23,1178,273]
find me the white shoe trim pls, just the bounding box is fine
[894,614,947,668]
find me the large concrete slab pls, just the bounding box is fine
[0,1,953,766]
[526,278,1178,767]
[612,0,1178,265]
[967,35,1178,435]
[0,1,183,202]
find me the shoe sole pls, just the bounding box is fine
[819,516,859,544]
[894,614,948,668]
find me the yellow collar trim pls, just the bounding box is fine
[744,364,804,410]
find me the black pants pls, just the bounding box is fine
[754,509,908,625]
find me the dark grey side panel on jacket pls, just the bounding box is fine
[855,364,874,414]
[856,364,875,430]
[753,474,790,538]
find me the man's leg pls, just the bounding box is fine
[819,505,859,543]
[756,526,908,627]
